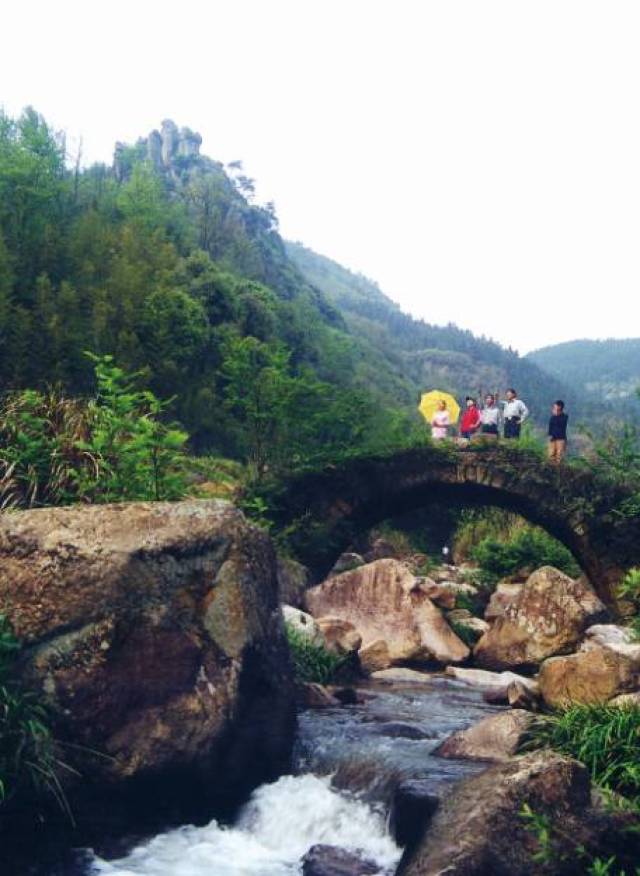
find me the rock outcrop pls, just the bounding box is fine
[539,624,640,707]
[435,710,534,762]
[474,567,606,671]
[0,499,296,821]
[305,559,469,667]
[398,751,640,875]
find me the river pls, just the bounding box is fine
[84,673,500,876]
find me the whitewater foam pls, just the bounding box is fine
[90,774,400,876]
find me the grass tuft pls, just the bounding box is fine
[285,623,346,684]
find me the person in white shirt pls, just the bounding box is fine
[480,393,500,439]
[501,388,529,439]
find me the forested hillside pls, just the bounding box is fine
[0,108,605,475]
[1,110,432,469]
[528,339,640,405]
[286,242,581,425]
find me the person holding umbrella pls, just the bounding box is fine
[418,390,460,441]
[431,399,450,440]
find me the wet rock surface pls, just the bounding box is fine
[301,844,379,875]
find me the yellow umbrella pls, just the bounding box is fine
[418,390,460,425]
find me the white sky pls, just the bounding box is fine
[2,0,639,353]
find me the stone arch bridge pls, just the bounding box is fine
[266,446,640,605]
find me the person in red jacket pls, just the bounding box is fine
[460,396,481,440]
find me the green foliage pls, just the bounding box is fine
[471,524,581,580]
[0,615,71,816]
[529,705,640,801]
[285,623,346,684]
[584,420,640,518]
[74,354,189,502]
[450,620,481,647]
[0,356,189,506]
[238,494,274,532]
[618,568,640,640]
[513,422,547,458]
[453,508,524,563]
[0,104,604,480]
[520,803,640,874]
[220,333,380,476]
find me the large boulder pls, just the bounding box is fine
[0,500,295,818]
[539,624,640,707]
[305,559,469,666]
[474,567,607,671]
[398,751,640,875]
[435,710,534,762]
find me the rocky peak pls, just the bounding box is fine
[113,118,203,180]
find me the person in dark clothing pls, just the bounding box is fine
[548,400,568,464]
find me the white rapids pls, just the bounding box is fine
[89,774,401,876]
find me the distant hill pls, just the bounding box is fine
[286,241,580,427]
[527,339,640,404]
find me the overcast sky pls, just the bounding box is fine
[2,1,638,353]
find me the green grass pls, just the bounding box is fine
[285,623,347,684]
[0,614,73,818]
[527,704,640,801]
[522,705,640,875]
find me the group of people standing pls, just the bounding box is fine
[430,390,569,463]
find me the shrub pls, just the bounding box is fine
[285,623,346,684]
[471,526,580,580]
[0,355,189,507]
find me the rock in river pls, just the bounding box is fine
[435,710,534,762]
[398,750,640,875]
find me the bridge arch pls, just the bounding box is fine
[267,446,640,605]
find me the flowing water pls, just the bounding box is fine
[85,673,501,876]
